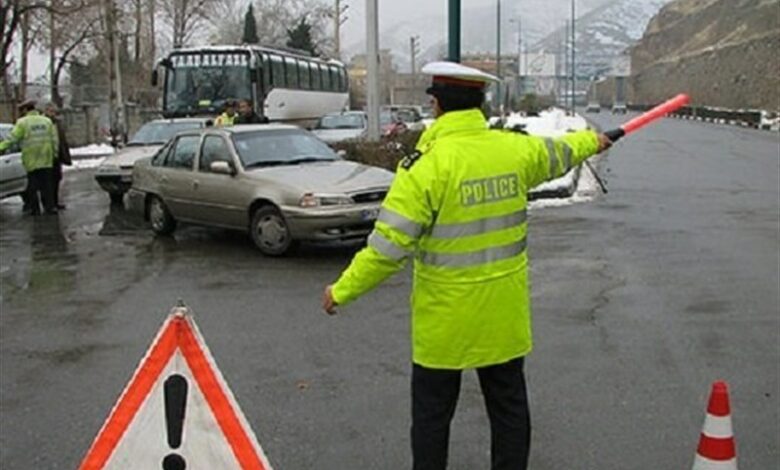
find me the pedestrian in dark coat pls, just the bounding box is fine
[44,103,72,209]
[235,99,270,124]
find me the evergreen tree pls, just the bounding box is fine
[243,5,259,44]
[286,17,317,55]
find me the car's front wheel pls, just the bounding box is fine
[148,195,176,235]
[250,206,294,256]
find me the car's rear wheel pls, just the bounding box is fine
[109,192,124,205]
[250,206,294,256]
[148,195,176,235]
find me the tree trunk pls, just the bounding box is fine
[134,0,142,62]
[49,2,56,102]
[20,10,29,100]
[148,0,155,68]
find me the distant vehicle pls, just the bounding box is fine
[0,123,26,200]
[586,102,601,113]
[311,111,367,144]
[127,125,394,255]
[380,110,407,138]
[95,118,209,204]
[155,45,349,126]
[612,103,627,114]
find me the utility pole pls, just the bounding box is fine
[410,36,420,75]
[495,0,501,113]
[448,0,460,62]
[410,35,421,105]
[571,0,576,113]
[48,2,55,103]
[365,0,380,141]
[333,0,349,59]
[104,0,118,143]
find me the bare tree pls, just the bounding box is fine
[160,0,216,48]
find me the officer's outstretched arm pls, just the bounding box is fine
[0,122,24,153]
[522,130,601,189]
[330,155,437,306]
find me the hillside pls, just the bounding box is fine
[628,0,780,109]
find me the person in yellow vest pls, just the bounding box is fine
[321,61,612,470]
[0,100,59,215]
[214,100,237,127]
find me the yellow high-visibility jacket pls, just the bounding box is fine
[214,112,236,127]
[0,111,58,172]
[332,108,600,369]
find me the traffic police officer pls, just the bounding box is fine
[321,61,612,470]
[0,99,59,215]
[214,100,237,127]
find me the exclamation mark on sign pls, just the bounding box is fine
[162,374,188,470]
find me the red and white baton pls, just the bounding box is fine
[604,93,690,142]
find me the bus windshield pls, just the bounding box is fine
[164,54,252,115]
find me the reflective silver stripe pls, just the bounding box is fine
[544,138,558,178]
[562,142,573,171]
[368,231,410,261]
[377,207,424,238]
[419,238,527,268]
[430,209,527,239]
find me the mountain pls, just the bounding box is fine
[343,0,614,71]
[532,0,673,78]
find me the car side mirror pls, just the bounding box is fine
[210,160,235,175]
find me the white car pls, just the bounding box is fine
[0,123,27,200]
[95,118,208,204]
[311,111,367,144]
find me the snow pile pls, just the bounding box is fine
[70,144,115,159]
[64,157,105,172]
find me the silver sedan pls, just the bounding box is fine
[128,124,394,255]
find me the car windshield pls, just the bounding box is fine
[164,55,251,115]
[128,121,202,146]
[233,130,339,168]
[317,114,365,130]
[380,112,394,125]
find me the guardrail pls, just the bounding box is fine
[627,104,778,130]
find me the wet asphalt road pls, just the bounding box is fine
[0,116,778,469]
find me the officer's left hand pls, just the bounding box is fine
[322,285,338,315]
[597,133,613,153]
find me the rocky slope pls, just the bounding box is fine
[628,0,780,109]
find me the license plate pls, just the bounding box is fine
[361,208,380,221]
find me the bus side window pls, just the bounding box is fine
[338,68,347,92]
[271,54,285,88]
[297,59,310,90]
[261,53,271,92]
[329,65,339,92]
[311,63,322,91]
[286,57,299,89]
[342,68,349,92]
[321,64,331,91]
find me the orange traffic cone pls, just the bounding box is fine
[692,381,737,469]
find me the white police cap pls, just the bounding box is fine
[421,61,499,90]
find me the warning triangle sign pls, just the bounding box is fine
[79,308,273,470]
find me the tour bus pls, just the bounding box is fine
[153,45,349,125]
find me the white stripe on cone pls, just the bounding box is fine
[702,414,734,439]
[692,455,738,470]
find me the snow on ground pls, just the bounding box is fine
[70,144,114,159]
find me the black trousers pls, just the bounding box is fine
[412,357,531,470]
[26,168,55,214]
[52,161,63,207]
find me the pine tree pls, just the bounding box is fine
[286,17,317,55]
[242,5,259,44]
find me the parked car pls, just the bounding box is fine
[0,123,27,200]
[311,111,367,144]
[586,102,601,113]
[380,111,407,138]
[611,103,627,114]
[95,118,208,204]
[127,125,394,255]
